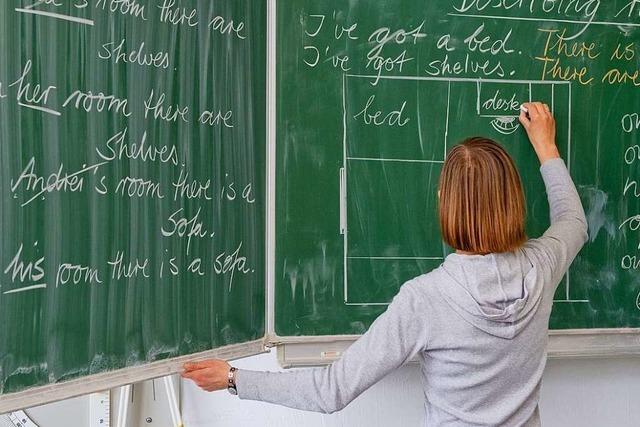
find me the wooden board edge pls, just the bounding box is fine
[270,329,640,367]
[547,328,640,358]
[0,339,267,414]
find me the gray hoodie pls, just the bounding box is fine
[237,158,588,426]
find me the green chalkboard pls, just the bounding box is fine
[276,0,640,336]
[0,1,265,397]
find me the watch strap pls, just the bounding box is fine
[227,366,238,395]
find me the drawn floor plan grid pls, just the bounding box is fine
[340,74,586,306]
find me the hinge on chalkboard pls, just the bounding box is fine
[264,334,281,348]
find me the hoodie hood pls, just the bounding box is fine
[435,251,543,339]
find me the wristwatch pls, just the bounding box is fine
[227,366,238,395]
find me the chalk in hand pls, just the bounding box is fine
[520,104,528,113]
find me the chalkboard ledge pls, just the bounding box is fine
[0,339,267,414]
[270,330,640,368]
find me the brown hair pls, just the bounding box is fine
[438,137,526,254]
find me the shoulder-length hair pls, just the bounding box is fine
[438,137,526,254]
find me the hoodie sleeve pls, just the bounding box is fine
[235,281,429,414]
[526,158,588,284]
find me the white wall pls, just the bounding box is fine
[182,350,640,427]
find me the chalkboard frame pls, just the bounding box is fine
[265,1,640,365]
[7,0,640,415]
[0,0,275,414]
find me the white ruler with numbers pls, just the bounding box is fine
[7,411,38,427]
[90,391,111,427]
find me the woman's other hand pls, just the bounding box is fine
[519,101,560,164]
[181,359,231,392]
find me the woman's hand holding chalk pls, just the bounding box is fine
[518,101,559,164]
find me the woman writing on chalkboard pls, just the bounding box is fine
[183,102,588,426]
